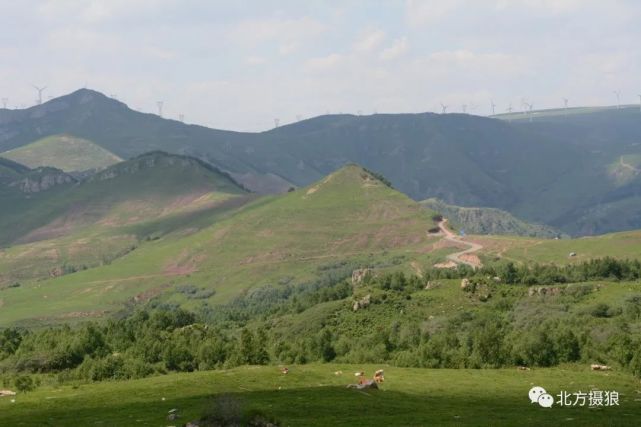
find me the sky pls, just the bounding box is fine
[1,0,641,131]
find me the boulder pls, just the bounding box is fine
[352,294,371,311]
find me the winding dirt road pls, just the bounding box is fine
[437,219,483,268]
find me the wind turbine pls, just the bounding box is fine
[614,90,621,109]
[32,85,47,105]
[563,97,569,110]
[274,118,280,128]
[440,103,448,114]
[156,101,164,117]
[461,104,467,114]
[638,95,641,113]
[179,113,185,122]
[1,98,7,109]
[522,101,533,122]
[490,100,496,115]
[505,104,514,122]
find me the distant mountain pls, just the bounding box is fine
[420,198,562,238]
[4,89,641,235]
[1,134,122,173]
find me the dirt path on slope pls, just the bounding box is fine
[436,219,483,268]
[619,156,640,173]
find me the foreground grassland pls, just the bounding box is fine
[0,365,639,426]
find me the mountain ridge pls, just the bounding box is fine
[3,89,641,235]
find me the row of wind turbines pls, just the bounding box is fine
[3,86,641,128]
[439,92,641,122]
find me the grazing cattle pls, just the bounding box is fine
[374,369,385,383]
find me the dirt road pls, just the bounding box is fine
[437,219,483,268]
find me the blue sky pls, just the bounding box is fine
[1,0,641,131]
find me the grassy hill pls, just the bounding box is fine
[0,164,445,325]
[4,90,641,234]
[1,364,638,426]
[421,198,563,238]
[472,229,641,265]
[0,152,252,289]
[0,134,122,172]
[6,160,641,325]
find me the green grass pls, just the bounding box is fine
[0,364,639,426]
[0,165,442,325]
[1,134,122,172]
[473,230,641,265]
[0,152,251,284]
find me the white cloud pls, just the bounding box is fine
[405,0,462,27]
[279,42,299,56]
[304,53,343,72]
[380,37,409,61]
[245,56,267,66]
[227,16,326,47]
[353,30,386,52]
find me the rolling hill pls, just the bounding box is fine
[0,151,252,288]
[3,89,641,235]
[420,198,562,238]
[0,134,122,173]
[0,164,446,325]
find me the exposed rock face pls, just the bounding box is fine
[10,169,75,193]
[351,268,372,285]
[353,294,371,311]
[528,286,562,297]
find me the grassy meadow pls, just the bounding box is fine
[0,364,639,426]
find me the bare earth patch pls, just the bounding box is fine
[434,261,458,269]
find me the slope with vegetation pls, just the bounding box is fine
[0,134,121,173]
[4,90,641,234]
[0,151,252,288]
[0,164,445,325]
[421,198,562,238]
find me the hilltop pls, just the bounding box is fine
[0,164,444,325]
[1,134,122,173]
[4,90,641,234]
[0,151,251,288]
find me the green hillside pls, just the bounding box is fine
[0,152,251,288]
[473,229,641,265]
[4,90,641,234]
[421,198,563,238]
[0,164,443,325]
[0,134,122,172]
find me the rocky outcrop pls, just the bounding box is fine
[9,167,75,193]
[353,294,371,311]
[528,286,562,297]
[351,268,372,285]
